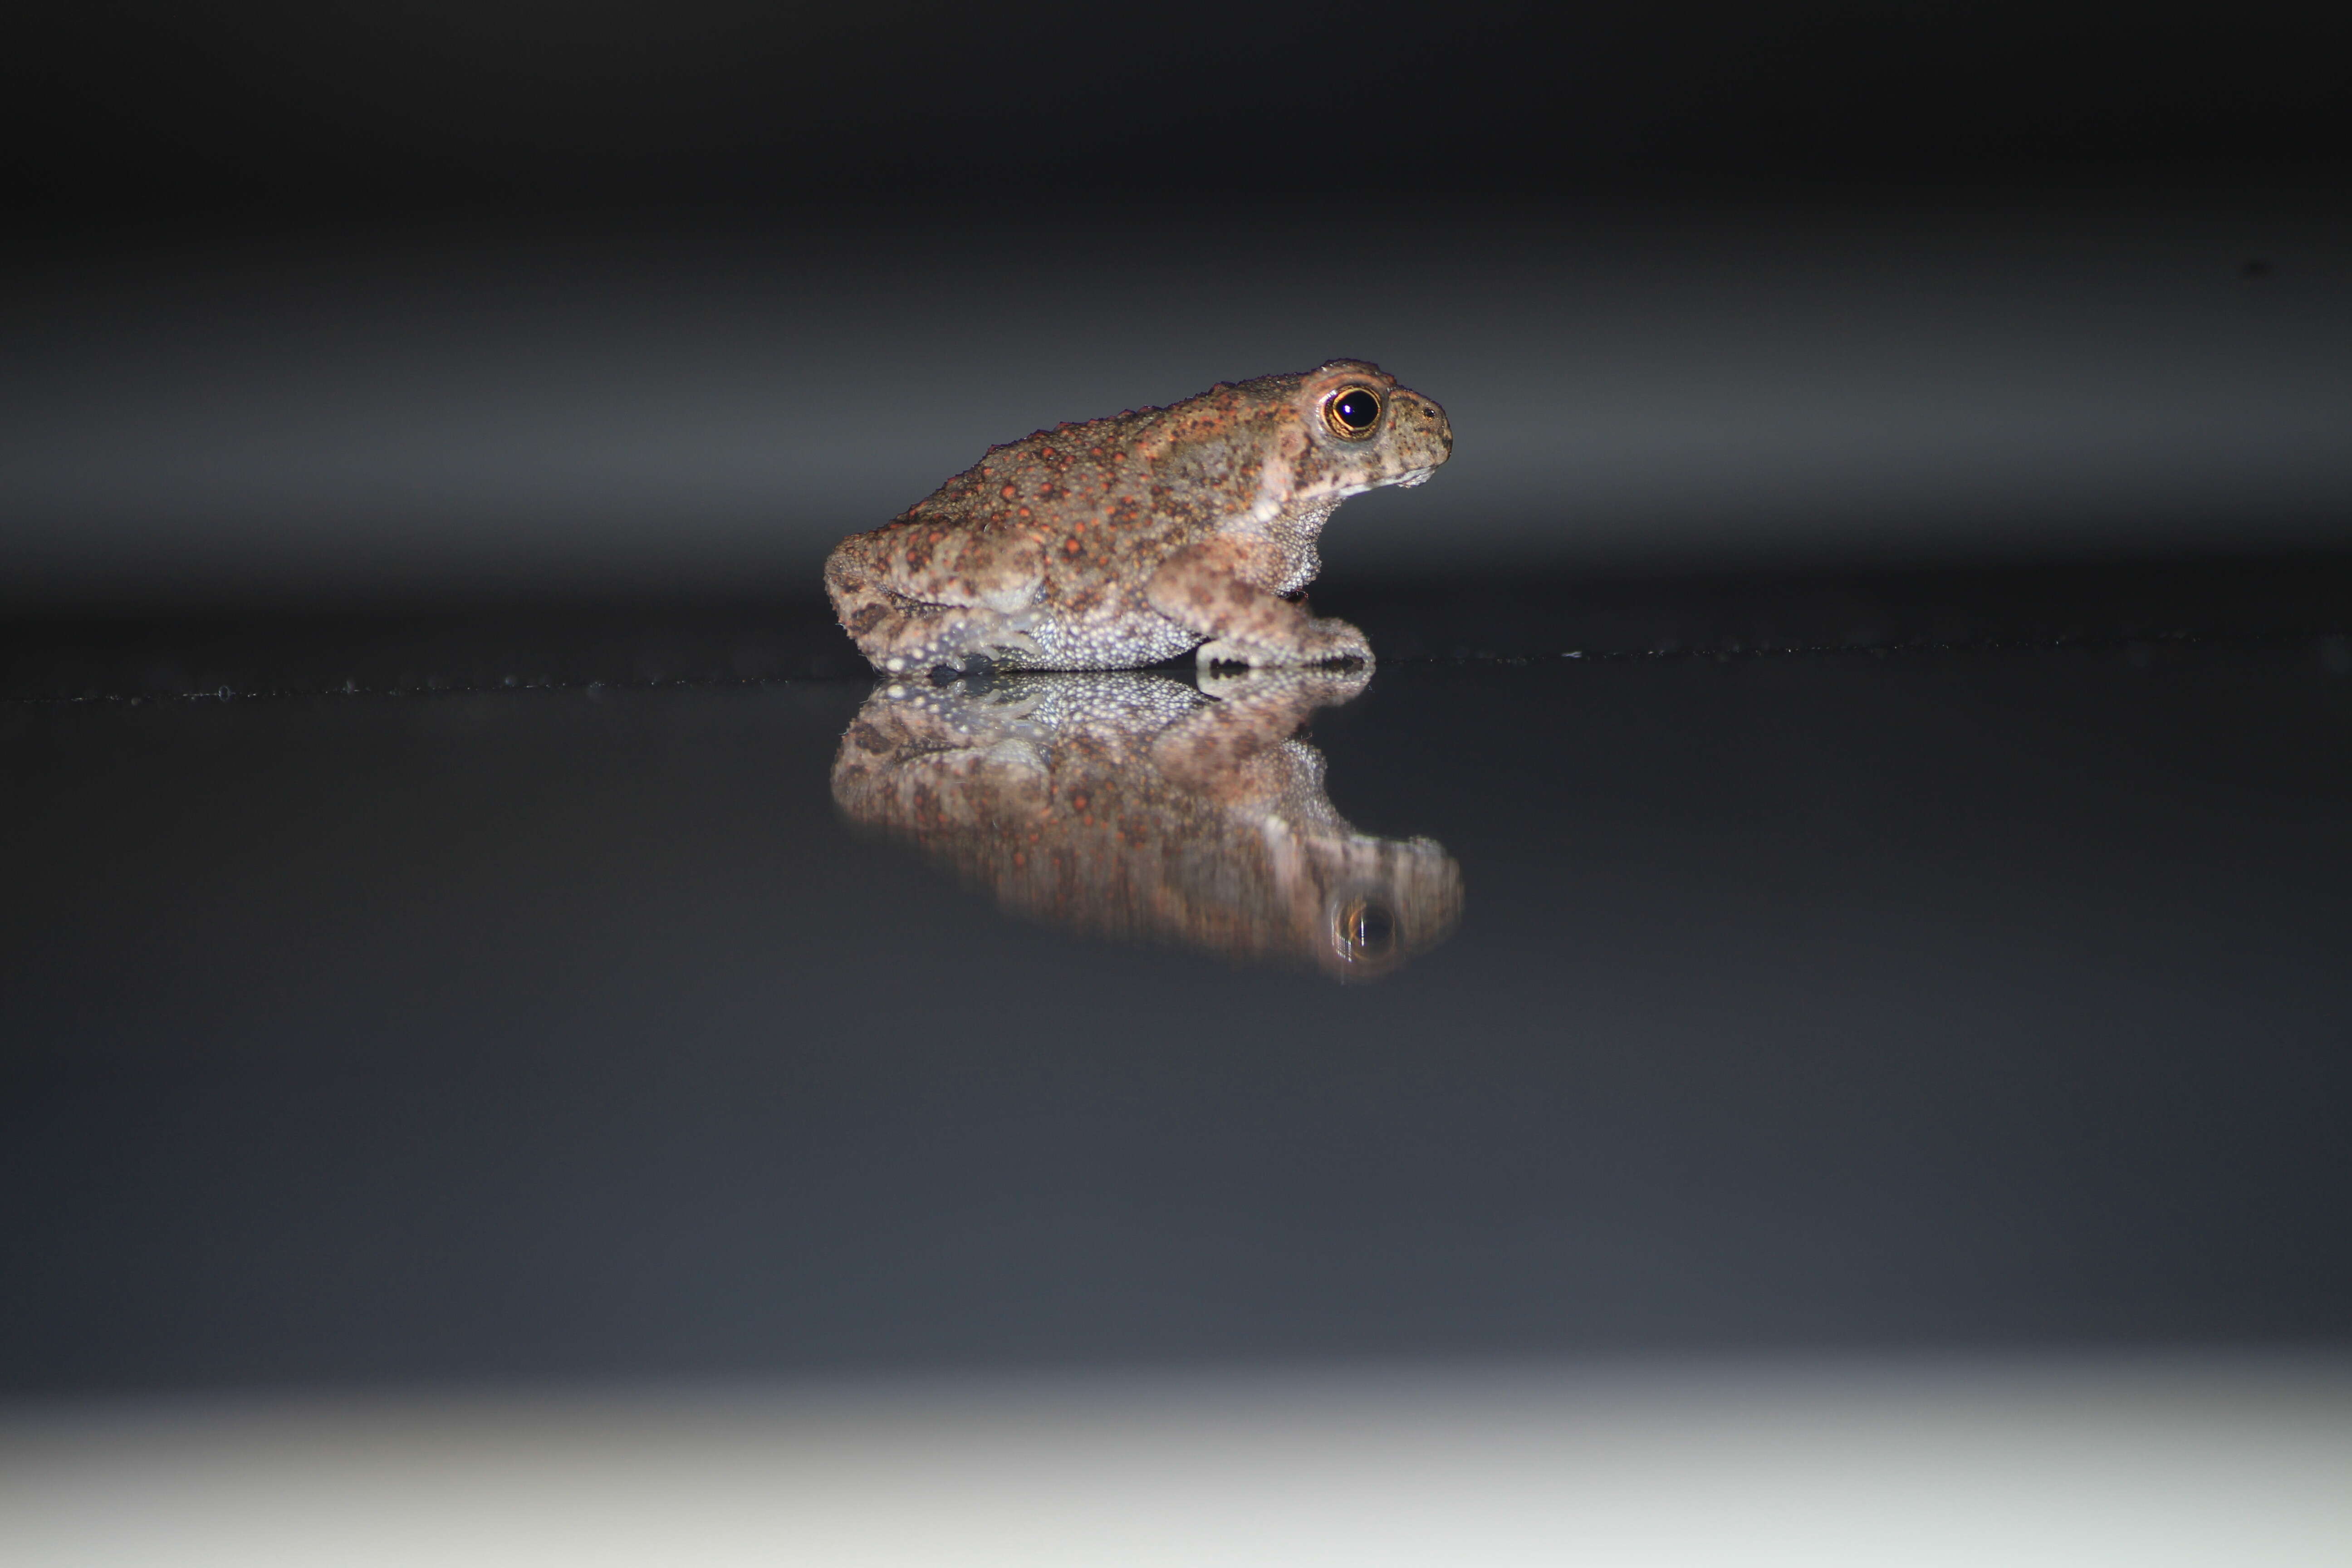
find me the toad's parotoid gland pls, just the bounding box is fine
[826,360,1450,674]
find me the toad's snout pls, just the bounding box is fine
[1396,392,1453,467]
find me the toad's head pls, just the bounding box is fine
[1278,358,1452,500]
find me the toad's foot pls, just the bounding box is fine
[1196,662,1373,706]
[1196,616,1372,670]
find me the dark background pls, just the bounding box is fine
[13,2,2352,216]
[7,3,2352,609]
[5,5,2351,1398]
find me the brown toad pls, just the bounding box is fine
[831,668,1463,979]
[824,360,1451,673]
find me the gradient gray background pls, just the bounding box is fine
[9,3,2352,605]
[6,193,2350,606]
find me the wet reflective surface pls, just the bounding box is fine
[833,669,1460,980]
[5,602,2352,1395]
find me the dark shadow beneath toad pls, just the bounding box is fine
[831,668,1462,979]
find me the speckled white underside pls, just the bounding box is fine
[1019,610,1202,671]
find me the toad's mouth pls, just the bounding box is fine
[1323,466,1440,501]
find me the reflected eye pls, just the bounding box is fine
[1335,898,1397,960]
[1323,386,1383,440]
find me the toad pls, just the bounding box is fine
[824,360,1450,673]
[831,667,1464,978]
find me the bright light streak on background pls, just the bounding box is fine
[5,1358,2348,1565]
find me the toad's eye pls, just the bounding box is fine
[1323,385,1383,440]
[1334,897,1397,960]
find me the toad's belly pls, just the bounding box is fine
[1020,607,1201,671]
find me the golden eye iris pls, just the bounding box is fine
[1323,386,1383,440]
[1334,898,1398,960]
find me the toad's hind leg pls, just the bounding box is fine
[825,523,1048,674]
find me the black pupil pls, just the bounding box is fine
[1348,904,1396,951]
[1332,389,1379,431]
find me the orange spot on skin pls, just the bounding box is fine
[1001,485,1016,499]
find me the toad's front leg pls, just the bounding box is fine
[1144,544,1372,669]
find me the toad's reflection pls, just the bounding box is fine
[832,669,1462,979]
